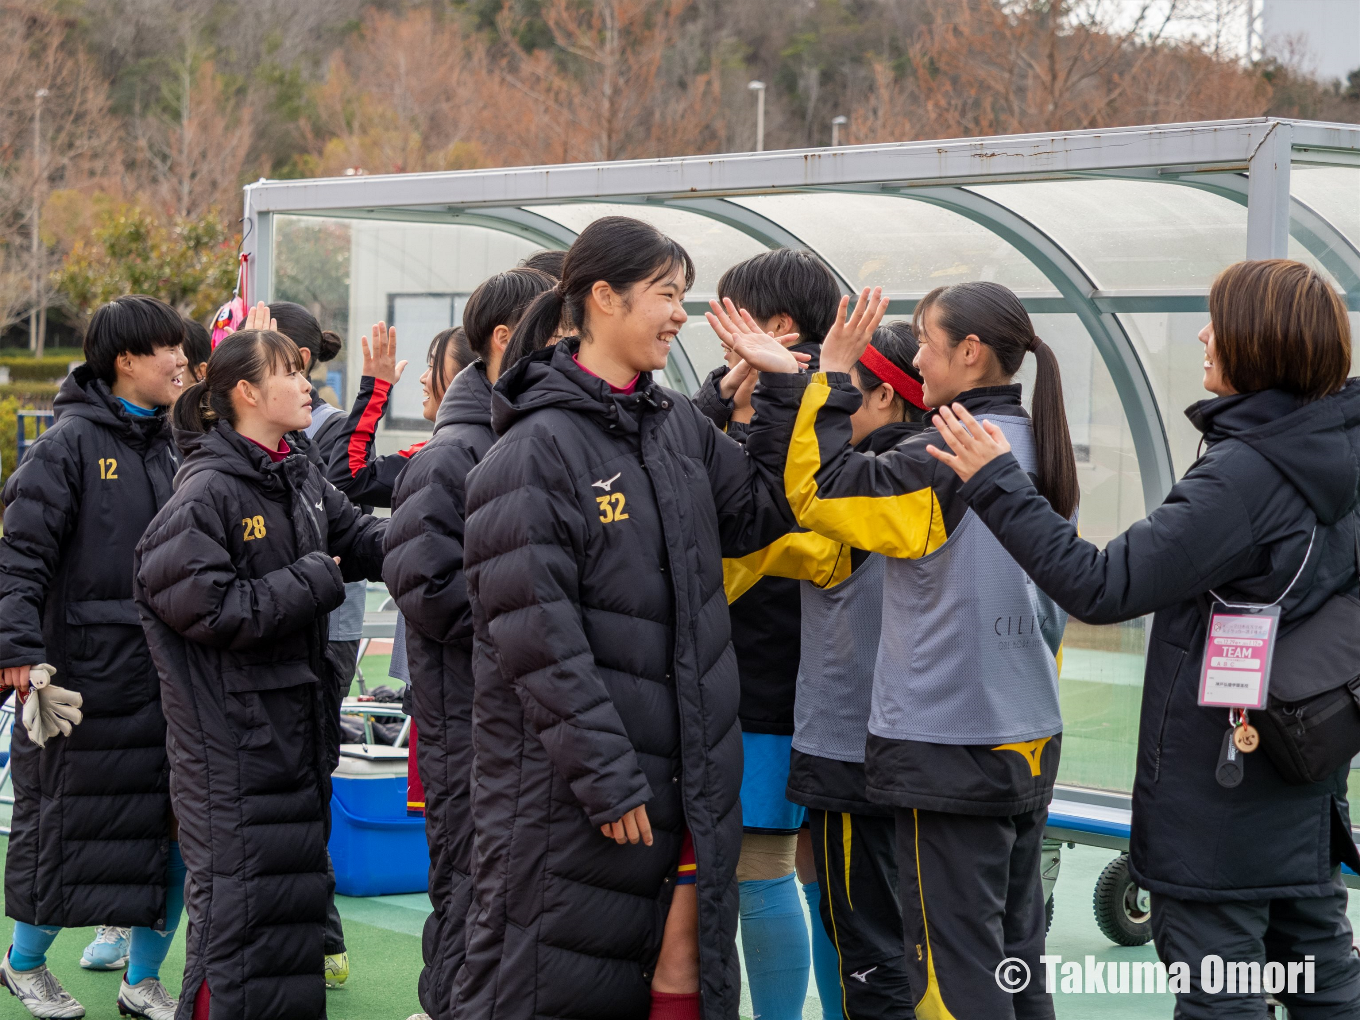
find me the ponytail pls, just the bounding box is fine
[172,328,306,435]
[504,289,568,369]
[173,379,217,434]
[1028,337,1080,522]
[915,282,1079,520]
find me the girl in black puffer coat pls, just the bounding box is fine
[382,268,554,1020]
[0,296,188,1019]
[134,330,387,1020]
[459,217,797,1020]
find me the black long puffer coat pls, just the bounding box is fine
[133,423,386,1020]
[458,341,793,1020]
[957,383,1360,901]
[382,362,496,1020]
[0,367,177,928]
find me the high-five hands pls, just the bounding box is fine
[243,301,277,332]
[601,803,654,846]
[362,322,408,385]
[819,287,889,374]
[705,298,807,374]
[926,403,1013,482]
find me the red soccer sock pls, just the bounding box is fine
[192,980,210,1020]
[649,990,701,1020]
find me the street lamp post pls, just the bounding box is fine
[31,88,48,357]
[748,80,766,153]
[831,115,847,147]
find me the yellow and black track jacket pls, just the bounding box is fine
[748,373,1067,816]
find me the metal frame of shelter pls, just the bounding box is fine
[241,117,1360,518]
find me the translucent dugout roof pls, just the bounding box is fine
[246,118,1360,518]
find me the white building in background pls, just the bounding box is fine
[1261,0,1360,82]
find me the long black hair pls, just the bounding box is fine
[914,282,1079,520]
[173,329,306,434]
[509,216,695,356]
[270,302,342,365]
[856,321,926,423]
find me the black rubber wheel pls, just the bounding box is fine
[1093,853,1152,946]
[1045,892,1054,934]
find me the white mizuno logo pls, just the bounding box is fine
[591,472,622,493]
[850,966,878,983]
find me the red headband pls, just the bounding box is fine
[858,344,928,410]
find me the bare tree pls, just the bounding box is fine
[0,4,116,354]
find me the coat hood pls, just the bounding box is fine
[1186,380,1360,525]
[53,365,168,447]
[858,419,926,455]
[173,421,310,498]
[491,340,664,436]
[435,361,494,432]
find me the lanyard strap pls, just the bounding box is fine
[1209,525,1317,611]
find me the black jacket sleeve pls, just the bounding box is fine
[322,376,419,508]
[466,432,652,826]
[692,399,796,559]
[958,448,1268,625]
[136,498,348,650]
[323,479,388,583]
[693,365,735,430]
[383,444,478,645]
[0,436,80,667]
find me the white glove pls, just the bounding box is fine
[20,664,83,747]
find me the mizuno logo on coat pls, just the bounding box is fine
[591,472,622,492]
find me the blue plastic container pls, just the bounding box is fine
[328,753,429,897]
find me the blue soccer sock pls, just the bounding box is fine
[126,841,186,986]
[739,874,810,1020]
[9,922,61,972]
[802,881,844,1020]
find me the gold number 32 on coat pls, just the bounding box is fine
[98,458,118,479]
[242,515,267,541]
[596,492,629,524]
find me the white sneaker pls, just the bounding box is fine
[116,976,177,1020]
[407,1015,432,1020]
[0,949,85,1018]
[79,926,130,970]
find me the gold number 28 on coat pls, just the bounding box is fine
[242,515,267,541]
[98,458,118,479]
[596,492,629,523]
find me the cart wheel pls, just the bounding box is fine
[1093,853,1152,946]
[1045,892,1054,934]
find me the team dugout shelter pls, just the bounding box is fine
[239,117,1360,865]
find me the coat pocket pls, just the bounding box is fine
[225,691,274,750]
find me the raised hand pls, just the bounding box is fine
[705,298,802,374]
[243,301,276,332]
[926,402,1013,482]
[361,322,408,385]
[819,287,890,375]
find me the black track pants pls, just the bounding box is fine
[894,806,1055,1020]
[810,809,915,1018]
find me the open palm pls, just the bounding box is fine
[820,287,889,375]
[705,298,802,374]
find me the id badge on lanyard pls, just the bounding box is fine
[1201,526,1315,784]
[1197,604,1280,710]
